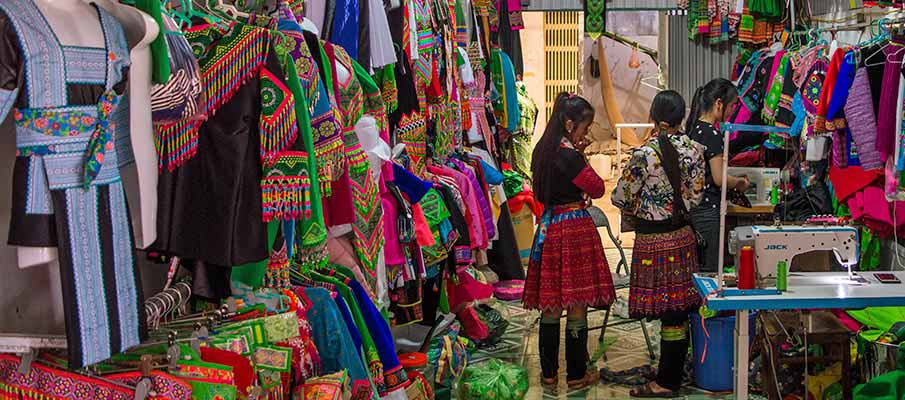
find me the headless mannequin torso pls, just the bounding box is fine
[17,0,158,268]
[94,0,160,250]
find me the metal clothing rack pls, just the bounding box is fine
[0,281,193,355]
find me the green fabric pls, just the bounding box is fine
[861,228,881,271]
[847,308,905,332]
[457,359,529,400]
[135,0,171,83]
[854,370,905,400]
[282,54,327,255]
[232,220,281,288]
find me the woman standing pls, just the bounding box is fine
[524,93,616,390]
[612,90,706,398]
[685,78,748,273]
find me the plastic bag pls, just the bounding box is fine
[456,359,528,400]
[151,13,206,124]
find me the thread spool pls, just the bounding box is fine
[738,246,756,290]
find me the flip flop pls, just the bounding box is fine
[629,383,680,398]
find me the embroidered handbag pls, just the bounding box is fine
[295,370,351,400]
[263,311,300,343]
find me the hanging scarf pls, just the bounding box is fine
[584,0,606,40]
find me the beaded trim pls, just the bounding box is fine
[155,23,270,171]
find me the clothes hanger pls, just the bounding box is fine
[865,19,893,68]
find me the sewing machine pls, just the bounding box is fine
[728,224,860,281]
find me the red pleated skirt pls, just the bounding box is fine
[523,206,616,311]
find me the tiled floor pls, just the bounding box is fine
[466,249,767,400]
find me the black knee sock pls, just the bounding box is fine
[656,318,690,391]
[565,318,589,381]
[539,317,560,379]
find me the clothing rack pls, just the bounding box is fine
[0,282,194,354]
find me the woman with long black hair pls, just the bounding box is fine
[523,93,616,391]
[685,78,749,273]
[612,90,706,398]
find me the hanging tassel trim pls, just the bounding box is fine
[261,151,313,222]
[259,68,299,162]
[155,24,269,171]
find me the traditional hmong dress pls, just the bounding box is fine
[322,44,386,277]
[611,133,706,318]
[154,22,303,269]
[0,0,145,368]
[522,142,616,311]
[288,28,344,199]
[303,32,357,228]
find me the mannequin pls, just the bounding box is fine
[17,0,159,268]
[0,0,146,367]
[94,0,160,249]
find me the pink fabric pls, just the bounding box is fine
[850,186,894,237]
[886,157,900,200]
[381,195,406,265]
[446,267,495,308]
[832,310,862,332]
[411,203,435,247]
[429,165,488,248]
[876,41,905,159]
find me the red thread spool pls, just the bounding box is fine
[738,245,756,289]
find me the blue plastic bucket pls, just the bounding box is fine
[690,311,757,392]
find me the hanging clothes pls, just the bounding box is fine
[0,0,144,368]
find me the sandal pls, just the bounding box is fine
[541,375,558,391]
[566,370,598,391]
[629,383,679,398]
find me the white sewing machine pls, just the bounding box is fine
[728,224,860,281]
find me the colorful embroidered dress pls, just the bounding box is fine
[153,22,296,267]
[321,44,386,276]
[0,0,144,368]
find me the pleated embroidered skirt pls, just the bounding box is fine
[628,226,701,319]
[523,206,615,312]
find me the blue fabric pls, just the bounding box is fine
[331,0,359,60]
[826,51,857,122]
[392,163,431,202]
[334,293,363,357]
[500,52,520,133]
[846,128,861,166]
[305,287,372,388]
[790,91,805,137]
[439,219,453,243]
[478,159,504,185]
[0,88,18,123]
[347,280,403,372]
